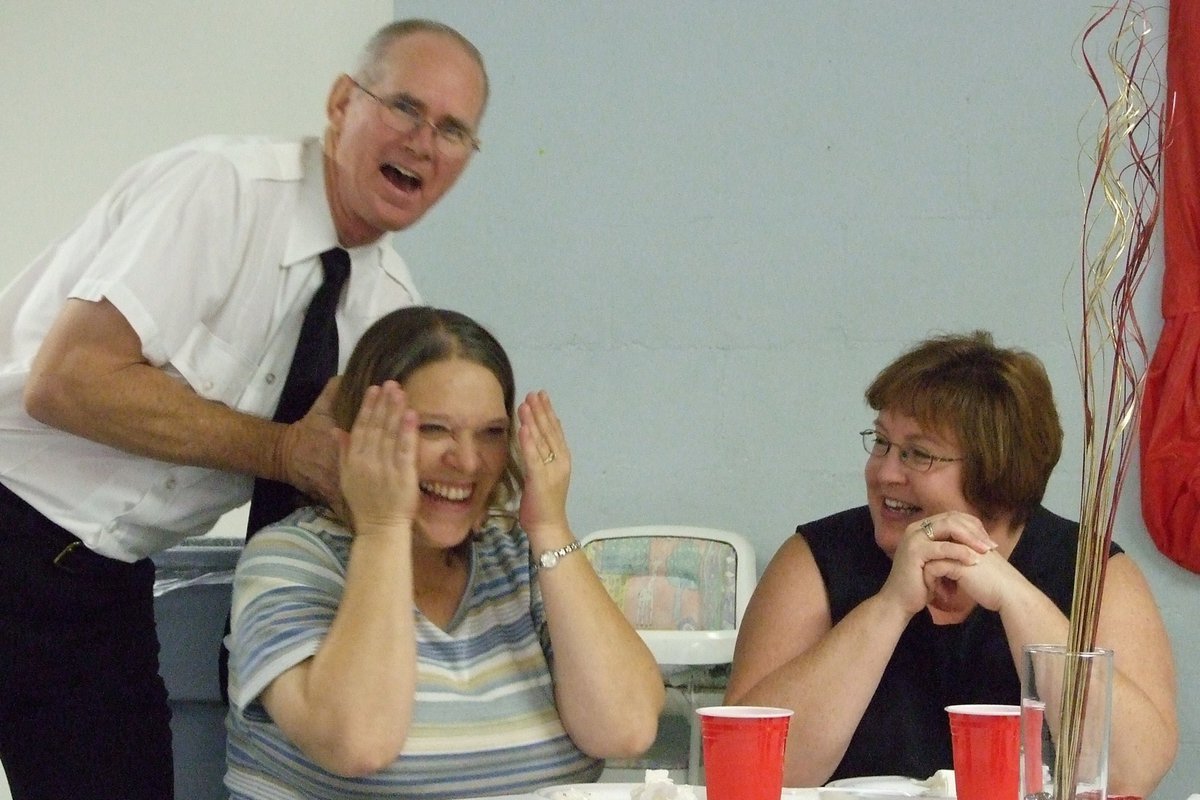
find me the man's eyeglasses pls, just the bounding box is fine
[349,76,481,157]
[859,429,964,473]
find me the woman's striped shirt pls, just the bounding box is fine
[225,509,602,799]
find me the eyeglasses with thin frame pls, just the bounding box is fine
[348,76,481,156]
[859,429,964,473]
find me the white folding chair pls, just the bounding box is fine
[581,525,756,785]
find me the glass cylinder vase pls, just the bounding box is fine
[1020,644,1113,800]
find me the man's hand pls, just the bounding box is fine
[274,377,343,507]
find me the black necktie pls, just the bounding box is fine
[245,247,351,536]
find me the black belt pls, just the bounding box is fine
[0,479,138,577]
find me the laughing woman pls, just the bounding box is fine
[225,307,663,799]
[725,331,1176,797]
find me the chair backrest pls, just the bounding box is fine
[581,525,756,667]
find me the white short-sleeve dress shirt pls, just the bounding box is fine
[0,136,420,561]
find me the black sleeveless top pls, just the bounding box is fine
[798,504,1122,781]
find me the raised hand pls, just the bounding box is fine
[335,380,420,537]
[516,390,570,535]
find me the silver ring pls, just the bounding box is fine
[921,520,935,540]
[542,451,556,465]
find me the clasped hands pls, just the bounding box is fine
[884,510,1014,616]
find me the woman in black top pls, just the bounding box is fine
[725,331,1176,796]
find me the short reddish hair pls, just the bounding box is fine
[865,330,1062,524]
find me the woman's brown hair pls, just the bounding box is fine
[865,330,1062,525]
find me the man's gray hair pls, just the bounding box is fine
[356,19,488,109]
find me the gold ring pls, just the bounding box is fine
[922,520,935,540]
[542,451,556,464]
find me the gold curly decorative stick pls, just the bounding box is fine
[1053,3,1165,797]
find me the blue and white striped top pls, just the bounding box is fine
[225,508,602,799]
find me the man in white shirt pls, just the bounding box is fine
[0,19,487,800]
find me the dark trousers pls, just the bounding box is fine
[0,482,174,800]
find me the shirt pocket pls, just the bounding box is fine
[171,322,258,407]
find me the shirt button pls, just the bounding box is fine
[265,373,277,385]
[164,477,177,491]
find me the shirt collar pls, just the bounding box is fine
[282,139,340,267]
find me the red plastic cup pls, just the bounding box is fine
[946,704,1021,800]
[698,706,793,800]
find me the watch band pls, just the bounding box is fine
[534,540,583,571]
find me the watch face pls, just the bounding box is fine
[540,551,559,569]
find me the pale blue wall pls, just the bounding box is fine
[395,3,1196,797]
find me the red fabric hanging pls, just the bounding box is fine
[1140,0,1200,573]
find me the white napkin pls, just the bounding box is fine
[913,769,956,796]
[630,770,698,800]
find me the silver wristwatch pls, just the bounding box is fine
[534,540,583,571]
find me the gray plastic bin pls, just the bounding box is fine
[153,537,242,800]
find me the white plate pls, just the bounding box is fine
[536,786,704,800]
[534,786,821,800]
[823,776,933,796]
